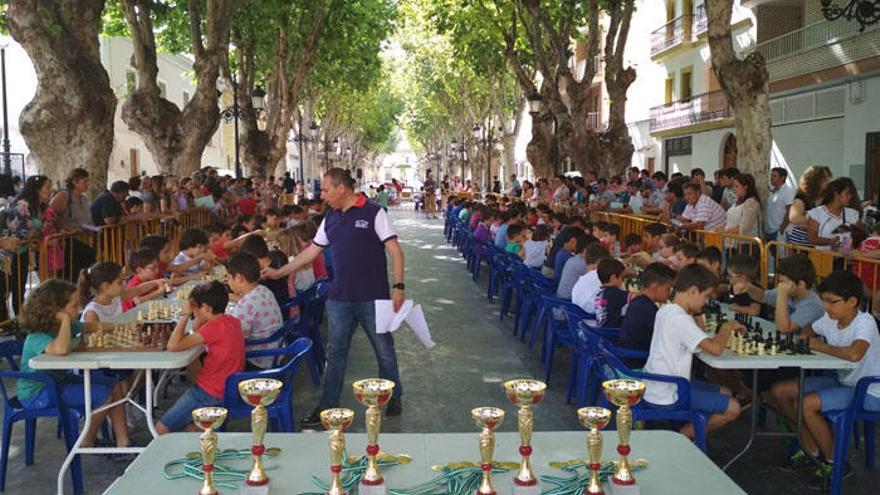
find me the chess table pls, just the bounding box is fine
[696,304,857,470]
[29,296,203,495]
[104,431,745,495]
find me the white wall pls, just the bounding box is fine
[0,36,37,175]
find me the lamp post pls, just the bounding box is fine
[473,122,500,192]
[220,79,266,178]
[1,41,11,176]
[288,116,319,183]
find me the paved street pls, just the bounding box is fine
[1,208,878,493]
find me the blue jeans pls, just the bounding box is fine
[320,300,402,408]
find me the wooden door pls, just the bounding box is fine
[129,148,139,177]
[867,132,880,203]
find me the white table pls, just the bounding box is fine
[104,431,745,495]
[697,306,856,469]
[30,297,203,495]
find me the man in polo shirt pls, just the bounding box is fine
[263,167,405,428]
[90,180,130,226]
[676,181,726,232]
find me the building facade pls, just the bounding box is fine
[625,0,880,199]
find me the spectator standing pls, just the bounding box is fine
[90,181,130,226]
[765,167,795,242]
[806,177,862,251]
[263,168,405,427]
[509,174,522,197]
[724,173,761,238]
[787,165,832,246]
[49,168,97,278]
[677,182,726,232]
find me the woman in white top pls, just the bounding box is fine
[724,173,761,238]
[807,177,862,251]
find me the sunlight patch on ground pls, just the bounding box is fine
[420,278,439,283]
[435,298,456,305]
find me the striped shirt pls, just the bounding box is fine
[681,194,726,232]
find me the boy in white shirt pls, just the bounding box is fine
[770,270,880,486]
[643,264,744,439]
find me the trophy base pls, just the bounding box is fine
[512,484,542,495]
[608,482,640,495]
[358,481,387,495]
[239,483,270,495]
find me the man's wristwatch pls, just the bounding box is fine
[392,283,405,290]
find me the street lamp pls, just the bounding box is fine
[220,79,266,178]
[0,39,10,176]
[527,88,543,115]
[288,117,320,183]
[821,0,880,31]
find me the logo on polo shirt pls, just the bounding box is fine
[355,219,370,229]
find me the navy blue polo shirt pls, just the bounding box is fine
[90,190,123,226]
[313,194,397,302]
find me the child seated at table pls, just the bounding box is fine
[171,228,212,276]
[673,243,700,270]
[157,281,245,434]
[852,222,880,318]
[596,223,621,258]
[629,223,667,267]
[79,261,164,322]
[140,235,204,286]
[617,262,676,368]
[654,234,681,268]
[726,255,762,316]
[643,264,744,440]
[122,248,170,312]
[504,224,527,260]
[240,234,291,308]
[473,210,494,258]
[591,258,635,328]
[696,247,723,278]
[226,253,283,369]
[769,270,880,485]
[523,224,551,269]
[571,244,612,313]
[622,233,642,256]
[19,279,134,449]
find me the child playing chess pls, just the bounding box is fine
[122,248,171,312]
[504,224,528,260]
[617,262,676,368]
[140,235,205,286]
[673,243,700,270]
[643,264,744,440]
[239,234,292,308]
[79,261,165,322]
[654,234,681,269]
[18,279,135,450]
[629,222,667,267]
[769,270,880,486]
[590,258,635,328]
[171,228,214,276]
[226,252,283,369]
[726,255,762,316]
[202,223,260,262]
[157,281,245,434]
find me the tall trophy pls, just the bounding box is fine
[192,407,228,495]
[503,379,546,487]
[352,378,395,492]
[578,407,612,495]
[321,408,356,495]
[238,378,283,494]
[471,407,506,495]
[602,379,646,495]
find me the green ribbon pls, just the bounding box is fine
[539,460,648,495]
[162,448,278,490]
[386,463,513,495]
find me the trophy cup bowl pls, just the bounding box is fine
[503,379,546,488]
[472,407,505,495]
[192,407,228,495]
[322,409,356,495]
[578,407,612,495]
[352,379,396,489]
[238,378,283,491]
[602,380,646,493]
[238,378,283,407]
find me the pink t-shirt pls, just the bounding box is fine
[229,284,283,368]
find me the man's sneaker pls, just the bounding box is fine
[301,407,323,429]
[781,449,820,472]
[385,397,402,417]
[809,460,853,491]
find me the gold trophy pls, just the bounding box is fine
[602,379,646,494]
[503,379,546,487]
[471,407,506,495]
[578,407,612,495]
[352,378,396,488]
[321,408,356,495]
[192,407,228,495]
[238,378,283,491]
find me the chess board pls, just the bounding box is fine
[78,322,175,352]
[704,301,815,358]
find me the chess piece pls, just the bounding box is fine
[770,344,777,356]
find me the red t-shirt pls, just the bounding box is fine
[238,198,257,215]
[122,275,145,312]
[196,314,245,399]
[211,240,230,260]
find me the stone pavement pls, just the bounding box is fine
[1,207,878,493]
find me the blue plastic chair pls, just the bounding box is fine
[544,303,596,390]
[823,375,880,495]
[222,337,313,433]
[0,359,84,494]
[596,340,709,453]
[572,322,624,407]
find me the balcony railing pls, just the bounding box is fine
[694,4,708,35]
[755,16,880,63]
[649,90,731,132]
[651,14,693,55]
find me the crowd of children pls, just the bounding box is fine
[449,196,880,489]
[16,202,331,439]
